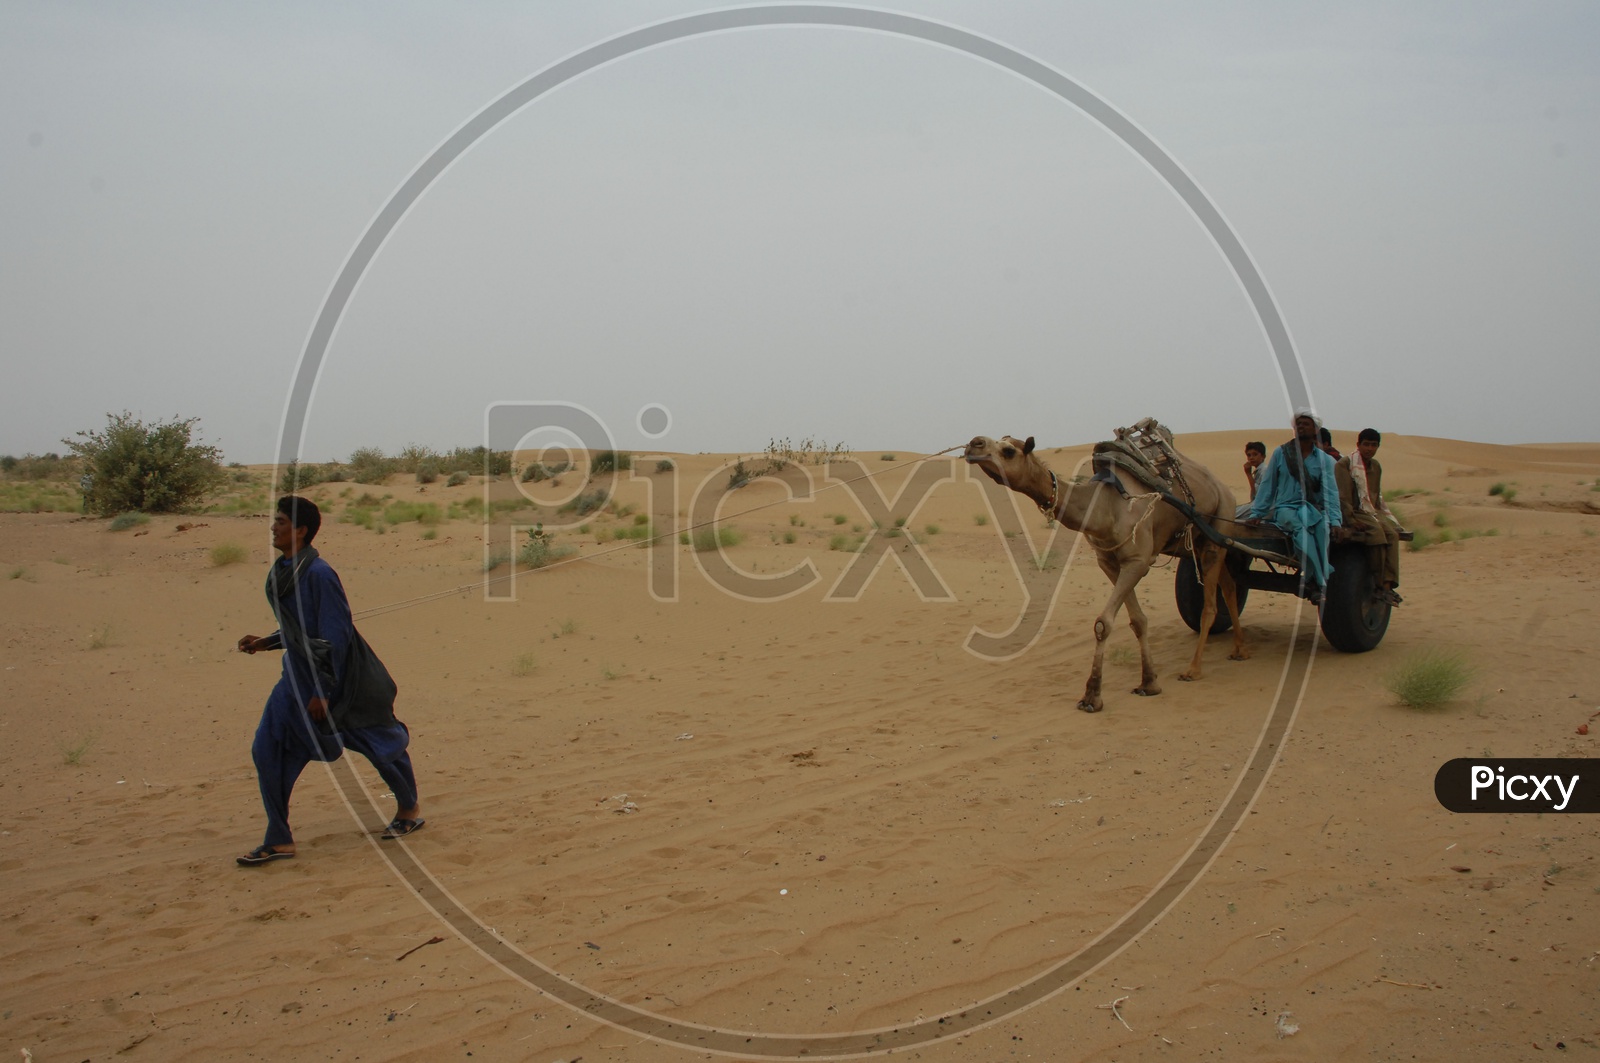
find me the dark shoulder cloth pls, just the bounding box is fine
[1277,441,1324,497]
[331,630,400,732]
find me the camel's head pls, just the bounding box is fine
[963,434,1042,489]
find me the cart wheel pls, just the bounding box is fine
[1319,543,1390,652]
[1174,555,1249,634]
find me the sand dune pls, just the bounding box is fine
[2,430,1598,1060]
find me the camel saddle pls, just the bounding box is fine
[1090,417,1198,507]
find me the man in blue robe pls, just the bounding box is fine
[1247,411,1342,601]
[235,496,423,865]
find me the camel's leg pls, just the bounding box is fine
[1123,586,1162,697]
[1179,543,1224,681]
[1081,555,1153,712]
[1221,561,1249,662]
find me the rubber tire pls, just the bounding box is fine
[1319,542,1391,652]
[1174,554,1249,635]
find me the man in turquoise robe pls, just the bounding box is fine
[1247,411,1342,600]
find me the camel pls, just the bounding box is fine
[964,432,1247,712]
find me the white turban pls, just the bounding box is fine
[1292,407,1321,428]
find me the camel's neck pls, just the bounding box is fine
[1035,469,1117,535]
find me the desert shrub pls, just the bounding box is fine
[61,732,96,765]
[278,460,343,492]
[1386,649,1472,708]
[384,501,441,526]
[591,450,632,474]
[765,437,850,466]
[415,459,441,484]
[483,549,510,572]
[210,542,249,566]
[655,458,675,473]
[340,503,378,529]
[398,444,438,474]
[446,471,469,487]
[692,526,742,551]
[1488,482,1506,496]
[881,454,896,462]
[347,446,398,485]
[519,525,575,569]
[2,452,76,481]
[521,463,548,483]
[109,511,150,531]
[0,481,80,513]
[442,446,512,478]
[613,520,652,541]
[559,489,607,516]
[68,413,225,516]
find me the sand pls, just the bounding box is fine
[2,430,1598,1061]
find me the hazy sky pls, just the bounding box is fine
[4,2,1596,463]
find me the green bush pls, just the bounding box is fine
[591,450,632,474]
[559,489,607,516]
[519,525,575,569]
[655,458,675,473]
[692,526,742,551]
[109,511,150,531]
[443,446,512,478]
[210,542,249,566]
[398,444,438,474]
[0,481,80,513]
[1,452,75,481]
[384,501,441,526]
[67,413,225,516]
[415,459,441,484]
[278,460,347,491]
[613,520,652,541]
[446,471,470,487]
[347,446,398,484]
[1386,649,1472,708]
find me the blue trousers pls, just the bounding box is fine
[252,682,417,848]
[1267,501,1334,590]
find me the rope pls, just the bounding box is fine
[1077,489,1164,555]
[351,445,969,623]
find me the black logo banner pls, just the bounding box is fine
[1435,759,1600,814]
